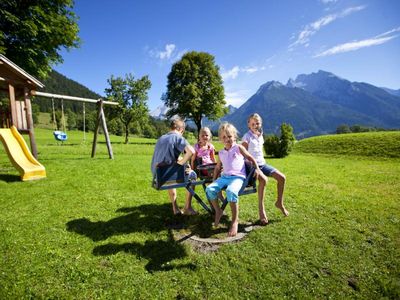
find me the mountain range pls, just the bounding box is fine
[152,70,400,138]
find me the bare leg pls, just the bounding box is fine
[271,171,289,216]
[183,188,198,215]
[228,202,239,237]
[210,200,223,226]
[258,174,269,225]
[168,189,182,215]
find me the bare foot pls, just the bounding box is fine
[172,203,182,215]
[183,207,198,216]
[173,209,183,216]
[259,211,269,225]
[228,221,238,237]
[213,208,223,227]
[275,201,289,216]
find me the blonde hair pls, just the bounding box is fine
[247,113,263,124]
[199,127,212,139]
[170,118,185,131]
[218,122,238,141]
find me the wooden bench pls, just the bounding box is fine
[152,162,257,214]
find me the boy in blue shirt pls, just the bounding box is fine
[151,118,197,215]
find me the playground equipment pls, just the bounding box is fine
[53,130,67,142]
[152,162,257,214]
[0,54,119,180]
[0,54,46,181]
[51,97,68,142]
[32,91,118,159]
[0,126,46,180]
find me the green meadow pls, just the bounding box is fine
[0,129,399,299]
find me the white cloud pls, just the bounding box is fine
[224,90,250,107]
[375,26,400,38]
[221,66,240,80]
[314,27,400,57]
[314,35,397,57]
[221,64,264,81]
[157,44,176,59]
[289,5,366,49]
[148,43,185,62]
[242,66,259,74]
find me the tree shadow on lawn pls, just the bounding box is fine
[66,203,197,272]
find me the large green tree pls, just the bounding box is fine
[0,0,80,79]
[105,73,151,144]
[165,51,226,133]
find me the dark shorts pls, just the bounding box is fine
[259,164,277,176]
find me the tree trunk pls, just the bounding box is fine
[124,123,129,144]
[194,117,202,136]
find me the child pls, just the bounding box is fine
[242,113,289,225]
[191,127,216,177]
[151,118,198,216]
[206,123,261,237]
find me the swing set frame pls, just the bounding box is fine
[32,91,118,159]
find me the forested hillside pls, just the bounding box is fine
[34,70,100,113]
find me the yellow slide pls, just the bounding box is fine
[0,126,46,181]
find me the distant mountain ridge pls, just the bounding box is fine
[381,87,400,97]
[222,70,400,138]
[45,69,400,138]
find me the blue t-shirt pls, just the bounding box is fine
[151,132,189,174]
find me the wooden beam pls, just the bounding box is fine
[32,91,118,106]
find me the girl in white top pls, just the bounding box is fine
[242,113,289,225]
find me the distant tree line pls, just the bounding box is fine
[336,124,399,134]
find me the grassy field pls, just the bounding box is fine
[0,129,399,299]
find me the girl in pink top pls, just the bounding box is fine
[206,123,261,237]
[191,127,216,177]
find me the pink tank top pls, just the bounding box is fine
[218,144,246,178]
[195,143,214,165]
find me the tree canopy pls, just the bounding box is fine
[105,73,151,144]
[165,51,226,133]
[0,0,80,79]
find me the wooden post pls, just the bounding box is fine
[8,83,17,127]
[91,100,101,158]
[100,106,113,159]
[24,87,38,158]
[82,102,86,141]
[91,99,114,159]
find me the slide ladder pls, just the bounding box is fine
[0,126,46,181]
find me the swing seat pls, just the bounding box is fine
[53,131,68,141]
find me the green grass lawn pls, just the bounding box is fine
[0,129,399,299]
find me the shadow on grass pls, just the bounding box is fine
[93,230,196,272]
[66,203,181,241]
[0,174,20,182]
[66,203,196,272]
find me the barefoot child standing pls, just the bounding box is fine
[241,113,289,225]
[206,123,262,237]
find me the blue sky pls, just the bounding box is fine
[55,0,400,111]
